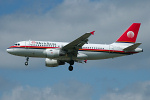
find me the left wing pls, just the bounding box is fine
[62,31,95,56]
[123,43,142,52]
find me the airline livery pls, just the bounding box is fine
[7,23,143,71]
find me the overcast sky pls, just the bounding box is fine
[0,0,150,100]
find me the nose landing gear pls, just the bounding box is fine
[25,57,29,66]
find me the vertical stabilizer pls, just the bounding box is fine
[116,23,141,43]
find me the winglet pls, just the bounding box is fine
[84,60,87,63]
[90,31,95,35]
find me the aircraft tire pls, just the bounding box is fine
[25,62,28,66]
[68,66,73,71]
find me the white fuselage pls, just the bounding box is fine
[7,40,142,61]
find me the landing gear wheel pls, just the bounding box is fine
[25,57,29,66]
[25,62,28,66]
[68,66,73,71]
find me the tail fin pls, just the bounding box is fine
[116,23,141,43]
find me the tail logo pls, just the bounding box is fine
[127,31,134,38]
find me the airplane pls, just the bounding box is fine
[7,23,143,71]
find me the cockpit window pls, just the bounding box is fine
[14,43,20,46]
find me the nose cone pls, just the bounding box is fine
[6,48,14,54]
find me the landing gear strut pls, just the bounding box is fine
[68,60,74,71]
[25,57,29,66]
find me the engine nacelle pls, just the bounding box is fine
[45,58,65,67]
[44,49,66,58]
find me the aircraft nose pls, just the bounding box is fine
[6,48,14,54]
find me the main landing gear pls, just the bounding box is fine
[25,57,29,66]
[68,60,74,71]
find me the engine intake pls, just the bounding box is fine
[45,58,65,67]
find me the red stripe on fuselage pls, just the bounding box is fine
[9,46,138,54]
[79,49,137,54]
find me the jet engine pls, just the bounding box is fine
[44,49,66,58]
[45,58,65,67]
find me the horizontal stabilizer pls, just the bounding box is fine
[123,43,142,52]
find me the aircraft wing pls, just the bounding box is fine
[62,31,95,56]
